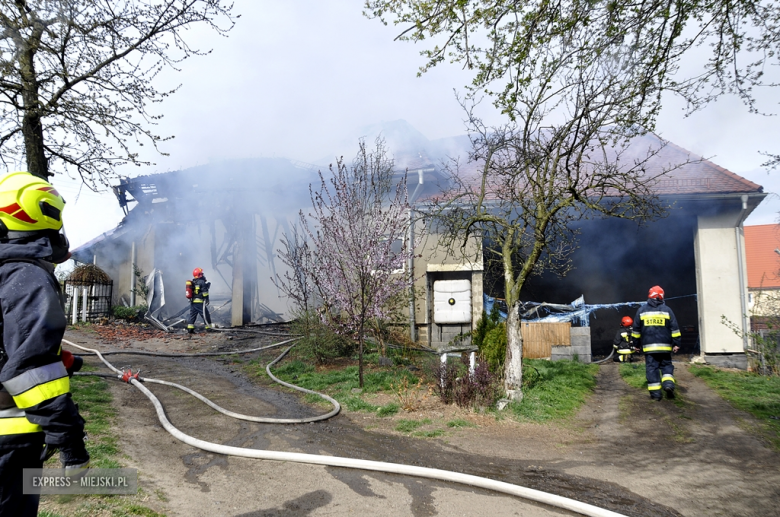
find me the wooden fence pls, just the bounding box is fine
[522,322,571,358]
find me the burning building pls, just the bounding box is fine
[72,121,765,368]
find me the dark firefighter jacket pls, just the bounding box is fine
[631,298,682,353]
[0,236,84,447]
[612,328,634,350]
[190,277,210,303]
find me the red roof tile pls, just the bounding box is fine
[745,224,780,289]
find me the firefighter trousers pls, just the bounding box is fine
[186,302,210,330]
[646,353,675,398]
[0,435,44,517]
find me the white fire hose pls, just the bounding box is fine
[62,338,627,517]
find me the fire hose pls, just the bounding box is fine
[62,338,627,517]
[593,348,615,364]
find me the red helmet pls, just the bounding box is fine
[648,285,664,299]
[192,267,204,278]
[621,316,633,327]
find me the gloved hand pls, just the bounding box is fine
[60,440,90,470]
[61,350,84,377]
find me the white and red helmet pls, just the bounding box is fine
[648,285,665,300]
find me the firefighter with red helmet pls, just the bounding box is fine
[612,316,638,362]
[632,286,681,400]
[0,172,89,516]
[185,267,211,334]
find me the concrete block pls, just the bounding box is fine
[570,327,591,348]
[551,345,572,361]
[704,353,748,370]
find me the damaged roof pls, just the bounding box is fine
[635,135,762,195]
[431,131,763,198]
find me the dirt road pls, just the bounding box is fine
[63,329,780,516]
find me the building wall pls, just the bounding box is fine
[694,210,747,354]
[410,225,484,347]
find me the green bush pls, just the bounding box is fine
[481,322,507,372]
[111,305,148,321]
[290,309,356,364]
[473,306,506,372]
[472,305,502,349]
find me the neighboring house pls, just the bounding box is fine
[72,121,765,368]
[744,224,780,325]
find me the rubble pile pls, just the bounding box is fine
[93,323,166,343]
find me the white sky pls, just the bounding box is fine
[47,1,780,249]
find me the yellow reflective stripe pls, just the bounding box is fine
[187,324,195,329]
[12,377,70,409]
[648,383,662,391]
[631,332,641,338]
[643,344,672,353]
[661,375,675,383]
[640,311,670,319]
[641,312,670,327]
[617,350,633,354]
[0,416,42,435]
[193,299,203,303]
[3,362,68,395]
[671,330,681,338]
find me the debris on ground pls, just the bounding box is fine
[91,323,190,344]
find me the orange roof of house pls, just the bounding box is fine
[745,224,780,289]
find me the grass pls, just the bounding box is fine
[263,352,601,431]
[619,362,686,407]
[446,419,477,428]
[260,356,422,414]
[377,403,400,417]
[508,359,599,422]
[395,418,430,433]
[618,362,647,389]
[690,365,780,449]
[412,429,445,438]
[39,368,165,516]
[69,370,120,468]
[394,418,444,438]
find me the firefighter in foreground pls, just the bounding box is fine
[612,316,638,362]
[0,172,89,516]
[632,286,681,400]
[186,267,211,334]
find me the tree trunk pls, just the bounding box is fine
[504,301,523,401]
[22,109,48,180]
[358,323,365,388]
[18,26,50,180]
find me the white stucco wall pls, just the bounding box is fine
[694,210,748,354]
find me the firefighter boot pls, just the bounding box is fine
[663,384,675,399]
[662,374,675,399]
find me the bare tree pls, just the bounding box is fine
[284,139,419,387]
[428,37,687,399]
[275,224,319,314]
[0,0,235,184]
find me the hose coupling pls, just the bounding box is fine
[121,369,141,383]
